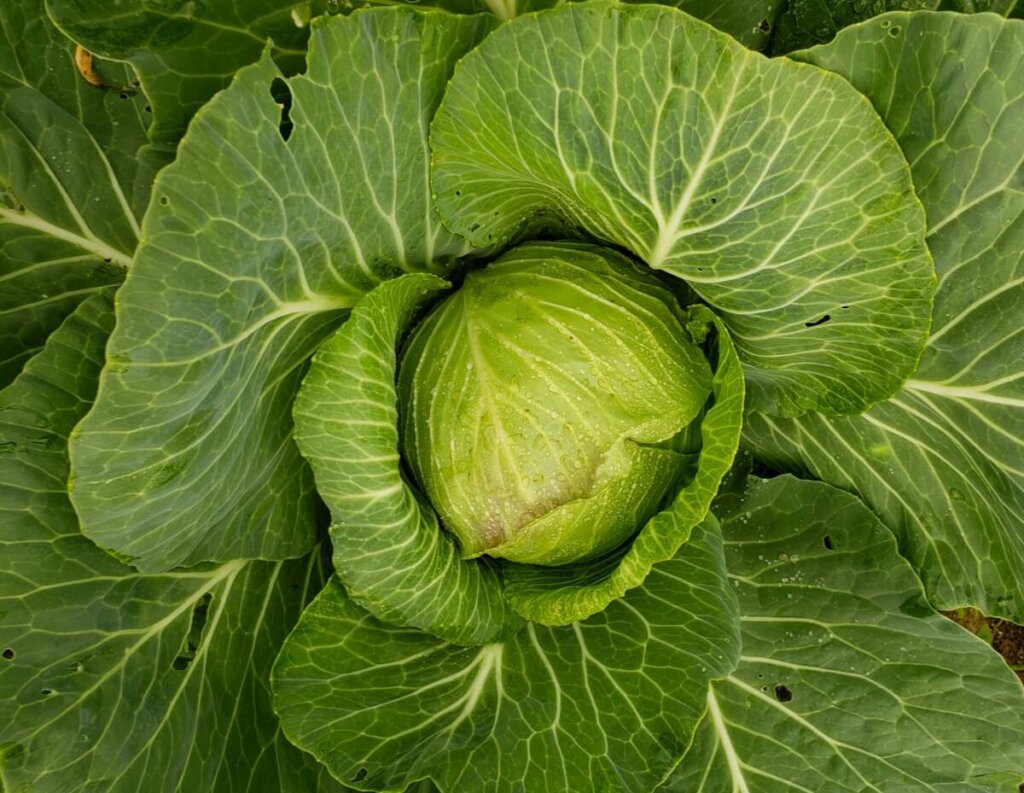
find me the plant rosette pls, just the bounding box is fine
[1,2,1022,793]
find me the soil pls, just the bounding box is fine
[944,608,1024,685]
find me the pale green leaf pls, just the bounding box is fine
[293,273,523,645]
[272,519,740,793]
[0,293,347,793]
[668,475,1024,793]
[67,9,493,572]
[501,305,744,625]
[430,2,935,418]
[744,12,1024,620]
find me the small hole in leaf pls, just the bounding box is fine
[2,648,13,660]
[758,17,771,32]
[840,304,849,310]
[118,92,129,100]
[823,534,834,550]
[144,105,152,113]
[775,684,793,702]
[159,195,169,206]
[172,592,212,671]
[709,197,717,204]
[270,77,293,142]
[804,314,831,328]
[353,768,368,783]
[103,257,111,264]
[41,688,54,696]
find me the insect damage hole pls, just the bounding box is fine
[172,592,212,671]
[823,534,835,550]
[270,77,294,142]
[2,648,14,660]
[804,314,831,328]
[774,684,793,703]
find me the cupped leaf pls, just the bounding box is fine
[398,242,711,567]
[67,9,494,572]
[272,519,740,793]
[430,2,935,418]
[500,305,743,625]
[0,292,348,793]
[45,0,329,143]
[0,0,164,387]
[293,273,523,645]
[744,12,1024,621]
[668,475,1024,792]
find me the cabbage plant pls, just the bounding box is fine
[1,1,1023,792]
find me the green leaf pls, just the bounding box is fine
[293,273,523,645]
[430,2,935,418]
[769,0,1024,54]
[744,12,1024,620]
[0,293,347,793]
[45,0,330,144]
[0,0,165,387]
[501,305,744,625]
[668,475,1024,792]
[346,0,785,48]
[67,9,493,572]
[272,519,740,793]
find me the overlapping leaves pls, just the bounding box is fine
[0,293,344,793]
[744,11,1024,621]
[430,2,935,418]
[67,9,494,572]
[671,475,1024,792]
[0,0,163,387]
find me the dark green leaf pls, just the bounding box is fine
[0,293,344,793]
[745,12,1024,620]
[670,476,1024,792]
[68,9,493,572]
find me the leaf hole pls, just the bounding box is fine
[823,534,834,550]
[270,77,294,142]
[774,684,793,703]
[353,768,368,782]
[758,17,771,32]
[144,105,152,113]
[159,196,169,206]
[840,304,849,310]
[804,314,831,328]
[1,648,13,660]
[172,592,212,671]
[709,196,717,204]
[40,688,54,697]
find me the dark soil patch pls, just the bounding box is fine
[944,608,1024,685]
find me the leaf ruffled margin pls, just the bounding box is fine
[293,273,524,645]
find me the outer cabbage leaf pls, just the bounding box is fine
[501,305,744,625]
[46,0,330,144]
[0,292,347,793]
[668,475,1024,792]
[293,273,523,644]
[67,9,493,572]
[770,0,1023,54]
[430,2,935,418]
[0,0,164,386]
[744,12,1024,621]
[345,0,785,48]
[272,519,740,793]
